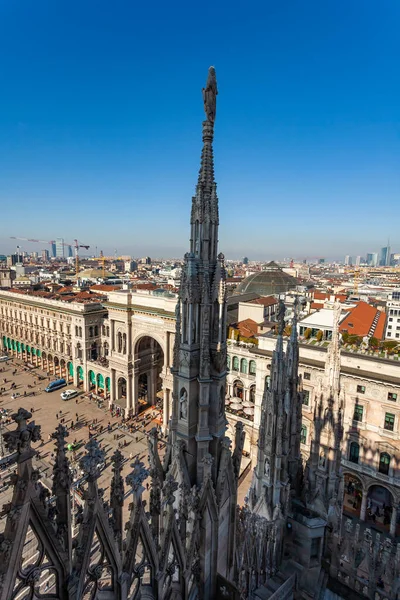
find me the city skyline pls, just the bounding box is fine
[0,1,399,258]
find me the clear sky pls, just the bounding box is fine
[0,1,399,260]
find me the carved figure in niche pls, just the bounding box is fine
[319,450,326,469]
[180,390,188,420]
[264,459,270,479]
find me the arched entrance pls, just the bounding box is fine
[118,377,127,399]
[54,356,60,377]
[60,358,66,379]
[343,473,363,518]
[77,366,84,388]
[233,380,244,400]
[366,485,394,533]
[97,374,104,396]
[105,377,110,398]
[134,336,164,412]
[67,361,74,383]
[88,370,96,391]
[47,353,53,375]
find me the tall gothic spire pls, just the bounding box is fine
[168,67,230,487]
[250,301,302,519]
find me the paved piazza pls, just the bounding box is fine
[0,356,166,529]
[0,355,252,533]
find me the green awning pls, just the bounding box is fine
[97,374,104,389]
[37,349,41,357]
[77,366,84,380]
[21,343,25,351]
[26,345,31,353]
[89,370,96,384]
[32,348,36,356]
[68,362,74,376]
[105,377,110,391]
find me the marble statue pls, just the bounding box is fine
[202,66,218,123]
[179,389,188,420]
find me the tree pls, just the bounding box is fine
[284,325,292,337]
[316,330,324,342]
[304,328,312,340]
[368,336,379,349]
[341,331,349,344]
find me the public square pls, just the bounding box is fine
[0,355,166,530]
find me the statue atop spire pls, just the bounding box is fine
[202,66,218,123]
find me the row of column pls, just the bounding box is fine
[359,492,399,537]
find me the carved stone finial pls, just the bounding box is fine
[202,66,218,124]
[79,438,105,481]
[111,449,124,506]
[162,473,178,506]
[3,407,41,461]
[126,457,149,493]
[276,300,286,336]
[52,424,71,492]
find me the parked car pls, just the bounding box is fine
[45,378,67,393]
[0,356,10,362]
[61,389,78,401]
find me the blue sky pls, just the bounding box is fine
[0,1,399,260]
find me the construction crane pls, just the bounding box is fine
[10,236,89,275]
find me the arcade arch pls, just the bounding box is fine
[134,336,164,413]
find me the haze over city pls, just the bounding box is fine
[1,0,399,259]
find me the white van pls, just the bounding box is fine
[0,356,10,362]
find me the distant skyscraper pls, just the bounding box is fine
[51,242,56,258]
[31,251,38,260]
[318,258,325,264]
[41,249,49,262]
[55,238,65,258]
[344,255,352,266]
[355,255,361,266]
[67,245,73,257]
[242,256,249,265]
[380,245,391,267]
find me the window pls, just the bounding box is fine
[227,355,231,370]
[300,425,307,444]
[387,332,392,337]
[249,360,256,375]
[94,325,99,336]
[396,334,400,339]
[388,325,392,329]
[304,372,311,381]
[389,317,393,322]
[240,359,248,374]
[384,413,395,431]
[388,392,398,402]
[353,404,364,422]
[265,375,271,390]
[379,452,390,475]
[89,326,93,338]
[349,442,359,464]
[232,356,239,371]
[357,385,365,394]
[302,390,310,406]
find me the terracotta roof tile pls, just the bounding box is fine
[339,301,386,340]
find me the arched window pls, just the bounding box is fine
[249,360,256,375]
[94,325,98,336]
[240,358,248,374]
[349,442,360,464]
[117,332,122,353]
[123,333,127,354]
[300,425,307,444]
[89,326,93,338]
[265,375,271,390]
[379,452,390,475]
[75,325,78,336]
[232,356,239,371]
[79,327,82,337]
